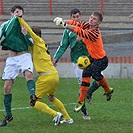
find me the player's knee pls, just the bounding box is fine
[24,70,33,80]
[4,88,11,94]
[81,82,90,87]
[47,95,55,102]
[4,81,13,94]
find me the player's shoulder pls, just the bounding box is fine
[63,29,73,36]
[65,29,70,33]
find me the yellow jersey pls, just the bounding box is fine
[18,17,57,74]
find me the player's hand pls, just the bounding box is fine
[53,17,67,28]
[21,25,28,36]
[53,17,62,23]
[52,59,57,67]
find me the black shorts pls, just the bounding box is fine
[82,56,108,81]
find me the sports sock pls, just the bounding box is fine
[78,91,87,115]
[52,98,71,121]
[27,80,36,96]
[78,86,88,102]
[98,77,110,93]
[81,102,87,115]
[4,94,12,116]
[88,80,100,96]
[34,101,57,117]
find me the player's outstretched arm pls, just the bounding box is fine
[53,17,75,32]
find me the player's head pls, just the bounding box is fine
[10,5,24,17]
[70,8,82,22]
[88,11,103,27]
[32,26,41,37]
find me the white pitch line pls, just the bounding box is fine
[0,102,76,112]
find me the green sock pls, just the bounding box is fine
[81,102,88,115]
[27,80,36,96]
[4,94,12,116]
[78,92,87,115]
[88,80,100,96]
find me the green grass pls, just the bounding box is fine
[0,78,132,133]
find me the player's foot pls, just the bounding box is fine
[60,118,74,124]
[53,112,63,126]
[81,111,91,120]
[104,88,114,101]
[30,94,37,107]
[86,95,92,104]
[0,115,13,127]
[74,101,84,112]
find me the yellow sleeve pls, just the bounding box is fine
[18,17,46,49]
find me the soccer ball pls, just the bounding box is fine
[77,56,91,69]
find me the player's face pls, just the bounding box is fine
[71,13,81,22]
[88,14,101,27]
[10,8,23,17]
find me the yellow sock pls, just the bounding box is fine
[52,98,71,121]
[34,101,57,117]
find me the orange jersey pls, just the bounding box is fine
[68,20,106,59]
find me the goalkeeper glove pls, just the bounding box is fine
[53,17,67,28]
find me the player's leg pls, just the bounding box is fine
[73,63,91,120]
[21,53,36,106]
[34,99,63,126]
[0,80,14,127]
[48,73,74,123]
[86,80,100,104]
[98,76,114,101]
[25,70,36,106]
[74,66,92,112]
[34,74,63,126]
[92,56,114,101]
[0,57,18,126]
[86,71,104,104]
[49,96,74,124]
[49,96,71,121]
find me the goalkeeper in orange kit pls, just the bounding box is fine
[53,11,114,112]
[19,17,74,126]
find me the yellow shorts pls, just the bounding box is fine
[35,72,59,98]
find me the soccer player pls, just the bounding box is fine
[18,17,74,125]
[53,11,114,112]
[0,5,36,127]
[53,9,100,119]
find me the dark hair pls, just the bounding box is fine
[11,5,24,13]
[71,8,81,16]
[92,11,103,22]
[32,26,41,37]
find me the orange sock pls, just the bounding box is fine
[98,77,110,93]
[78,86,88,102]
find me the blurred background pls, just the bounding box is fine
[0,0,132,78]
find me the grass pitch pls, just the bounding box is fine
[0,78,132,133]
